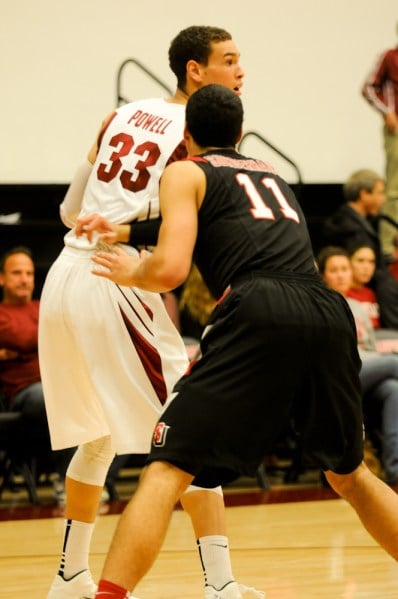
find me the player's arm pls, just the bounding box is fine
[75,214,161,245]
[91,160,205,291]
[60,111,116,228]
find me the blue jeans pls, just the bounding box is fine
[360,352,398,482]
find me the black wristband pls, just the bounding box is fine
[128,218,162,246]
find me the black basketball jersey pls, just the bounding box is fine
[189,149,318,298]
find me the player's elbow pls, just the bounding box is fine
[60,205,77,229]
[159,269,188,291]
[156,260,190,291]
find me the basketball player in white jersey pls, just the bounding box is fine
[39,26,263,599]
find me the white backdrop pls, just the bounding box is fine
[0,0,396,184]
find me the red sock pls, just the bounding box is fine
[95,579,129,598]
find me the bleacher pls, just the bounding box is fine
[0,184,68,298]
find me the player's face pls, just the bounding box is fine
[199,40,244,95]
[349,247,376,286]
[322,255,352,296]
[0,253,35,304]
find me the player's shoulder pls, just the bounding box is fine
[163,155,206,182]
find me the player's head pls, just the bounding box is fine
[169,25,244,96]
[185,84,243,149]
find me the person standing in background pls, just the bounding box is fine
[362,24,398,258]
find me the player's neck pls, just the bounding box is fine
[167,88,189,105]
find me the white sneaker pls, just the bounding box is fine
[205,581,265,599]
[238,583,265,598]
[46,570,97,599]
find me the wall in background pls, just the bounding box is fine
[1,0,396,184]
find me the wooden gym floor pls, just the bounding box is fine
[1,467,398,598]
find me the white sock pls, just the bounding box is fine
[197,535,234,589]
[58,519,94,579]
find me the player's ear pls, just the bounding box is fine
[186,59,202,84]
[183,123,190,141]
[236,128,243,143]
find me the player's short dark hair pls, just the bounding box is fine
[0,246,33,272]
[186,84,243,148]
[169,25,231,90]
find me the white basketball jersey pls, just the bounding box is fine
[64,98,185,249]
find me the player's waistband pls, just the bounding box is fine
[61,242,138,260]
[230,270,323,287]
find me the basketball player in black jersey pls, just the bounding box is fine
[91,84,398,599]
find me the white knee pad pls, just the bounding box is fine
[67,436,115,486]
[183,484,223,497]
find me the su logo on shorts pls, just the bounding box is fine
[153,422,170,447]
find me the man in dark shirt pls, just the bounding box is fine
[322,168,398,329]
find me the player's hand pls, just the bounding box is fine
[91,246,141,285]
[75,213,118,243]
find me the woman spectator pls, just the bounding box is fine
[317,245,398,485]
[347,244,381,328]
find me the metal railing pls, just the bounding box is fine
[238,130,303,185]
[116,58,172,106]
